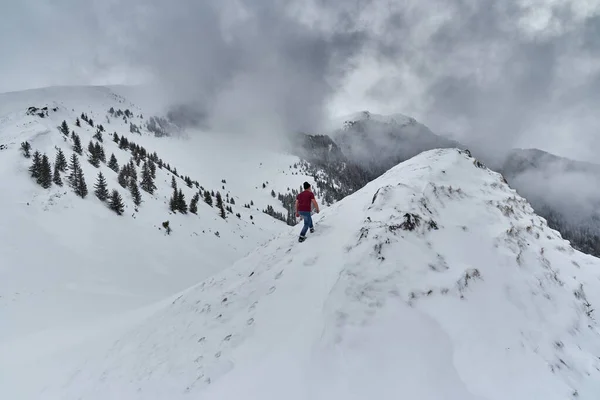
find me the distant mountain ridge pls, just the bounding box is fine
[292,111,600,258]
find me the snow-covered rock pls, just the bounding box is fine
[28,148,600,400]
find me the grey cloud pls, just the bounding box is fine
[359,0,600,162]
[2,0,600,162]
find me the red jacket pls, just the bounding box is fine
[296,190,314,212]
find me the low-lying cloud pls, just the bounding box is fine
[1,0,600,160]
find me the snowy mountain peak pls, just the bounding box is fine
[338,110,417,130]
[48,148,600,400]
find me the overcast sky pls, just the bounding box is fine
[1,0,600,161]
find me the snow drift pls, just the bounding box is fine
[43,148,600,399]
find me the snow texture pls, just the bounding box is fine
[0,86,316,398]
[7,143,600,399]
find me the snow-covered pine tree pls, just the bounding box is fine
[108,153,119,172]
[118,136,128,150]
[171,175,177,189]
[93,130,103,143]
[128,160,138,183]
[55,148,67,172]
[75,117,81,127]
[75,168,88,198]
[88,141,100,168]
[68,153,81,187]
[29,151,42,180]
[140,161,156,194]
[95,142,106,163]
[108,190,124,215]
[20,141,31,158]
[148,159,156,179]
[53,162,63,186]
[177,189,188,213]
[39,154,53,188]
[130,181,142,207]
[216,192,226,219]
[169,188,178,213]
[72,133,83,155]
[113,133,119,143]
[59,120,70,136]
[190,192,199,214]
[117,166,128,188]
[94,172,109,201]
[204,190,213,207]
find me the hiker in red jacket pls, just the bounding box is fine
[295,181,320,242]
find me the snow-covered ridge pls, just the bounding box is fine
[0,85,321,398]
[47,148,600,400]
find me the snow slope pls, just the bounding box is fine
[0,85,317,396]
[23,148,600,399]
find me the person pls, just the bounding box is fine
[295,181,319,242]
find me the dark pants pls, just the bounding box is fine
[299,211,313,236]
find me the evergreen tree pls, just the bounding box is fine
[68,153,81,187]
[171,175,177,189]
[203,190,213,207]
[108,153,119,172]
[216,192,226,219]
[88,141,100,167]
[148,159,156,179]
[88,118,94,127]
[93,130,103,143]
[230,197,235,205]
[55,148,67,172]
[75,117,81,127]
[190,192,199,214]
[169,188,178,213]
[271,189,276,197]
[75,169,88,198]
[53,162,63,186]
[59,120,70,136]
[185,176,192,187]
[117,166,128,188]
[119,136,128,149]
[95,142,106,163]
[94,172,109,201]
[130,181,142,206]
[39,154,53,188]
[177,189,188,213]
[29,151,42,179]
[140,161,156,194]
[72,133,82,154]
[20,141,31,158]
[108,190,125,215]
[128,161,137,183]
[113,132,119,143]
